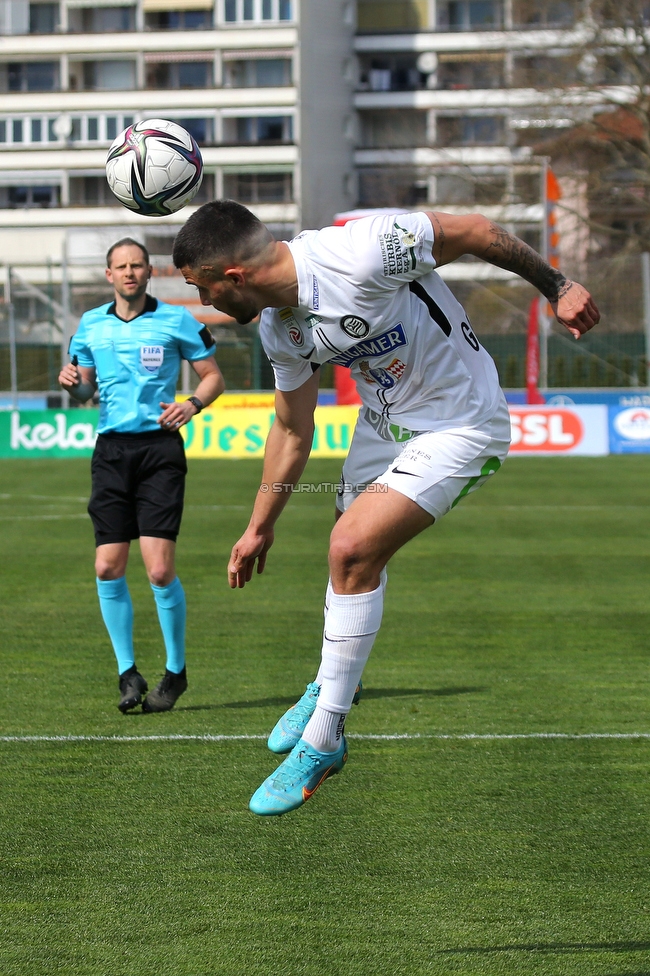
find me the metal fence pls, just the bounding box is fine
[0,252,646,397]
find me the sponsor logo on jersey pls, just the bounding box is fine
[329,323,408,368]
[305,313,322,329]
[279,307,304,346]
[358,360,395,389]
[340,315,370,339]
[140,345,163,372]
[365,407,419,443]
[379,220,418,277]
[359,357,406,390]
[386,358,407,380]
[311,275,320,310]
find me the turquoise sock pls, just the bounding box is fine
[151,577,186,674]
[96,576,135,675]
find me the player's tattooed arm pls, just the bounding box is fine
[427,211,600,339]
[481,222,566,301]
[479,221,600,338]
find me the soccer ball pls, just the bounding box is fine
[106,118,203,217]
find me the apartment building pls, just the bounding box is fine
[352,0,609,287]
[0,0,630,392]
[0,0,354,279]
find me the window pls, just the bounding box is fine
[31,117,41,141]
[5,61,57,91]
[79,60,136,91]
[29,3,59,33]
[223,115,292,143]
[145,9,211,29]
[106,117,118,140]
[358,167,429,208]
[223,172,293,203]
[87,117,99,140]
[224,58,291,87]
[437,115,504,145]
[438,57,505,90]
[68,6,135,32]
[69,175,113,206]
[146,60,212,89]
[357,1,429,31]
[169,117,213,143]
[223,0,292,21]
[513,0,576,26]
[438,0,500,29]
[435,172,507,204]
[512,54,579,87]
[359,110,427,148]
[358,55,425,91]
[0,185,59,209]
[0,121,5,142]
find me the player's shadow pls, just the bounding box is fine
[179,685,487,712]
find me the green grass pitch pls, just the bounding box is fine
[1,455,649,975]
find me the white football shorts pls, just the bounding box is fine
[336,394,511,520]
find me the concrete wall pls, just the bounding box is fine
[298,0,355,230]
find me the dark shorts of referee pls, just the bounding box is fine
[88,430,187,547]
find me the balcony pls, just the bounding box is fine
[67,6,136,33]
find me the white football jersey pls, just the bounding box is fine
[260,212,502,434]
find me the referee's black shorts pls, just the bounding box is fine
[88,430,187,546]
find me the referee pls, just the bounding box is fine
[59,238,224,713]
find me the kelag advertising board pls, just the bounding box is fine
[0,403,616,459]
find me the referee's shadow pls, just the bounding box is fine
[178,686,488,712]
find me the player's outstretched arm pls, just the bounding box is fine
[228,371,319,589]
[58,362,97,402]
[425,211,600,340]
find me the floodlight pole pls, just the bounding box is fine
[642,252,650,387]
[61,237,70,409]
[6,266,18,411]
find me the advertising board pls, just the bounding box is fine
[509,405,608,456]
[0,404,611,459]
[608,405,650,453]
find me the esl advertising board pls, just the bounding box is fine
[608,405,650,453]
[509,406,608,456]
[0,404,610,458]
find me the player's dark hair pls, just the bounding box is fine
[106,237,150,268]
[172,200,273,270]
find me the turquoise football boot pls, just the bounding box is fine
[250,736,348,816]
[267,681,362,754]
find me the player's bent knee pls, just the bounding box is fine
[328,533,379,581]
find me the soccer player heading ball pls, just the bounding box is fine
[174,202,599,816]
[59,239,224,714]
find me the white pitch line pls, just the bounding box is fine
[1,732,650,744]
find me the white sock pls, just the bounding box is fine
[304,582,384,753]
[315,570,386,686]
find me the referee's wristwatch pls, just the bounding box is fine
[187,395,204,414]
